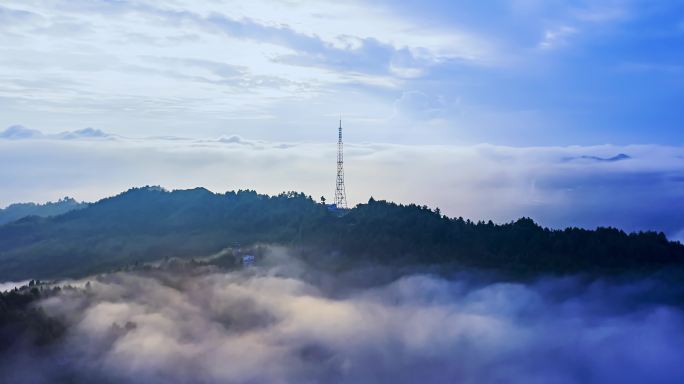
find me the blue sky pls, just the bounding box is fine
[1,0,684,238]
[1,0,682,144]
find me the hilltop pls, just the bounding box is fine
[0,186,682,280]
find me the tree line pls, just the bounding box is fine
[0,186,682,280]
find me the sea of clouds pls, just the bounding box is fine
[2,248,683,383]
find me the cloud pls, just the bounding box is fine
[1,134,683,239]
[0,4,43,28]
[2,248,684,383]
[0,280,31,292]
[538,25,577,49]
[0,0,681,144]
[393,90,449,121]
[0,0,503,141]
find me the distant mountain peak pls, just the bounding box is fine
[563,153,632,163]
[56,127,110,140]
[0,197,86,225]
[0,125,43,139]
[1,125,112,140]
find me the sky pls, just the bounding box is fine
[1,0,684,238]
[1,0,683,144]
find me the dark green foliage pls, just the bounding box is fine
[323,201,683,275]
[0,284,65,350]
[0,186,682,280]
[0,187,328,279]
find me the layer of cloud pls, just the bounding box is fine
[1,128,683,239]
[0,280,31,292]
[0,0,487,140]
[2,248,683,383]
[0,1,682,144]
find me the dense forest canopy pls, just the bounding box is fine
[0,186,682,280]
[0,281,64,352]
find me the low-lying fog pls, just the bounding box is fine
[3,248,684,383]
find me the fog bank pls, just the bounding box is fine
[2,249,684,383]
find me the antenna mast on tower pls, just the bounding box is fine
[334,117,348,209]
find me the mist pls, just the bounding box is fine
[2,132,684,239]
[2,247,683,383]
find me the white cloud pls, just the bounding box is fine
[0,0,506,139]
[538,26,577,49]
[0,0,679,145]
[5,251,683,383]
[162,0,495,64]
[1,130,683,237]
[393,90,449,121]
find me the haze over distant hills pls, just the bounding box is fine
[1,186,682,281]
[562,153,632,162]
[0,125,111,140]
[0,197,85,226]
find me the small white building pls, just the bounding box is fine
[242,255,255,266]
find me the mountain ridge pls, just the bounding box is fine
[0,186,682,280]
[0,197,86,226]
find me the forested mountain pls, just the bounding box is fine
[0,186,682,280]
[0,281,64,351]
[0,197,85,225]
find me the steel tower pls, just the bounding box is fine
[334,118,348,209]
